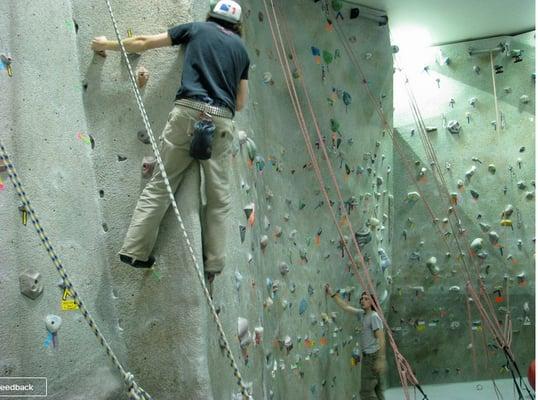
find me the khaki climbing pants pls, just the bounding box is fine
[360,351,385,400]
[120,103,234,274]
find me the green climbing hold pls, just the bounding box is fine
[255,156,265,172]
[343,91,352,106]
[331,0,343,12]
[322,50,333,65]
[343,91,352,112]
[330,119,340,133]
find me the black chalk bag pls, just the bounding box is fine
[189,116,216,160]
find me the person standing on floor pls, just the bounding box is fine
[325,284,386,400]
[91,1,249,284]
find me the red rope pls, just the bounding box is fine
[263,0,520,395]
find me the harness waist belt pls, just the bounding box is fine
[175,99,233,119]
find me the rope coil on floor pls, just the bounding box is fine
[0,143,152,400]
[102,0,252,398]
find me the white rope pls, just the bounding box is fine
[490,51,501,138]
[102,1,252,398]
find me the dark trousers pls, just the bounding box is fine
[360,351,385,400]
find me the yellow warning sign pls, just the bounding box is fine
[60,288,79,311]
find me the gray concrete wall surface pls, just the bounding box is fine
[1,0,126,399]
[3,0,533,399]
[1,0,395,399]
[208,1,393,399]
[389,31,535,387]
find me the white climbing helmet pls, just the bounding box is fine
[209,0,242,23]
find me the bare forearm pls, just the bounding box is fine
[332,294,348,309]
[377,331,386,358]
[103,37,146,53]
[331,293,361,314]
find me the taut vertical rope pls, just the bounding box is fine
[101,0,252,397]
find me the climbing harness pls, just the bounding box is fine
[0,143,152,400]
[102,0,252,398]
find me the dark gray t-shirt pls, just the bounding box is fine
[168,21,250,114]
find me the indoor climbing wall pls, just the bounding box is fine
[1,0,395,399]
[0,0,127,398]
[388,32,535,387]
[207,0,394,399]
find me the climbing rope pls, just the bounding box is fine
[393,34,533,399]
[490,52,502,140]
[396,41,521,352]
[263,1,425,399]
[102,0,252,398]
[0,143,151,400]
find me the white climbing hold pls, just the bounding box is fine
[260,235,269,250]
[465,166,476,180]
[501,204,514,218]
[237,317,252,348]
[406,192,421,202]
[426,257,439,275]
[237,130,248,144]
[378,248,391,271]
[368,217,380,227]
[263,72,273,85]
[488,231,499,245]
[470,238,483,251]
[447,120,461,134]
[45,314,62,333]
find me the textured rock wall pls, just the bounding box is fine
[389,31,535,387]
[1,0,393,398]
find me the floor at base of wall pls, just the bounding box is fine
[385,378,534,400]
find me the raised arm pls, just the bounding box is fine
[91,32,172,55]
[325,283,361,315]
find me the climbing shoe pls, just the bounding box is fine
[119,254,155,269]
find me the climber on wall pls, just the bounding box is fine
[90,0,250,286]
[325,283,387,400]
